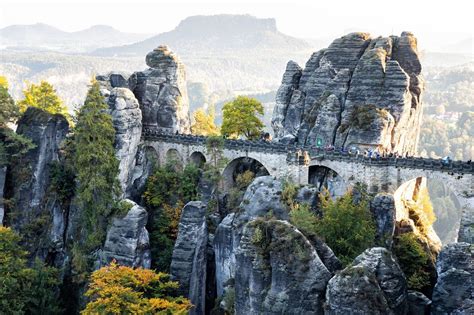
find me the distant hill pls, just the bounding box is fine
[0,23,151,52]
[93,14,311,56]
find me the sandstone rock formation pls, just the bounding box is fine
[170,201,208,315]
[101,199,151,268]
[235,219,332,314]
[272,32,424,155]
[131,45,191,133]
[407,290,431,315]
[326,247,408,315]
[5,107,69,261]
[107,88,142,195]
[371,193,396,248]
[431,242,473,314]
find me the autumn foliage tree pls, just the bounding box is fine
[191,106,220,136]
[18,80,71,122]
[82,261,192,314]
[221,96,264,139]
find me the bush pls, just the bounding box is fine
[315,189,375,265]
[393,232,432,291]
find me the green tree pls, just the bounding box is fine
[315,189,376,265]
[221,96,264,139]
[82,261,192,315]
[17,81,71,122]
[0,227,61,314]
[0,82,34,167]
[191,106,220,136]
[73,81,120,252]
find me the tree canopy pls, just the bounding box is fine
[191,106,220,136]
[221,96,264,140]
[82,261,192,315]
[73,81,120,253]
[17,81,71,122]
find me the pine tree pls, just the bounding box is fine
[73,81,119,250]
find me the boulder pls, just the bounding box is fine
[371,193,396,248]
[431,242,473,314]
[170,201,208,315]
[235,219,332,314]
[131,45,191,133]
[407,290,430,315]
[272,32,424,155]
[107,88,142,196]
[102,199,151,268]
[326,247,408,314]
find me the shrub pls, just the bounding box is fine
[393,232,432,291]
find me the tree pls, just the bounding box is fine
[17,81,71,122]
[0,82,34,167]
[0,75,8,88]
[73,81,120,252]
[0,227,61,314]
[221,96,264,139]
[315,189,376,265]
[191,106,220,136]
[82,261,192,315]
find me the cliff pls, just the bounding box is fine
[272,32,424,155]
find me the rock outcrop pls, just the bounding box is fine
[431,242,473,314]
[131,45,191,133]
[170,201,208,315]
[407,290,431,315]
[326,247,408,315]
[371,193,396,248]
[272,32,424,155]
[235,219,332,314]
[101,199,151,268]
[5,107,69,261]
[107,88,142,195]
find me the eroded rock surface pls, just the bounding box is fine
[102,199,151,268]
[326,247,408,315]
[170,201,208,315]
[235,219,332,314]
[131,45,191,133]
[272,32,423,155]
[107,88,142,195]
[431,242,473,315]
[371,193,396,248]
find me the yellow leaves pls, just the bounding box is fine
[191,106,220,136]
[82,261,192,314]
[0,76,8,88]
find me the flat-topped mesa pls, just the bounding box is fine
[272,32,424,156]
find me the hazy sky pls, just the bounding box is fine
[1,0,472,51]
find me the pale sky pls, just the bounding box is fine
[0,0,473,52]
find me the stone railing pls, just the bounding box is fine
[142,129,474,174]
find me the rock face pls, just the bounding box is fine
[431,242,473,314]
[272,32,423,155]
[371,193,396,248]
[5,107,69,261]
[407,290,431,315]
[102,199,151,268]
[326,247,408,315]
[131,45,191,133]
[235,219,332,314]
[170,201,208,315]
[107,88,142,195]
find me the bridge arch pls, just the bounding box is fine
[221,156,270,192]
[165,148,183,169]
[308,165,348,198]
[190,151,206,168]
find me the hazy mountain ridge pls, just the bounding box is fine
[0,23,151,52]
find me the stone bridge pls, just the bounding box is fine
[143,128,473,240]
